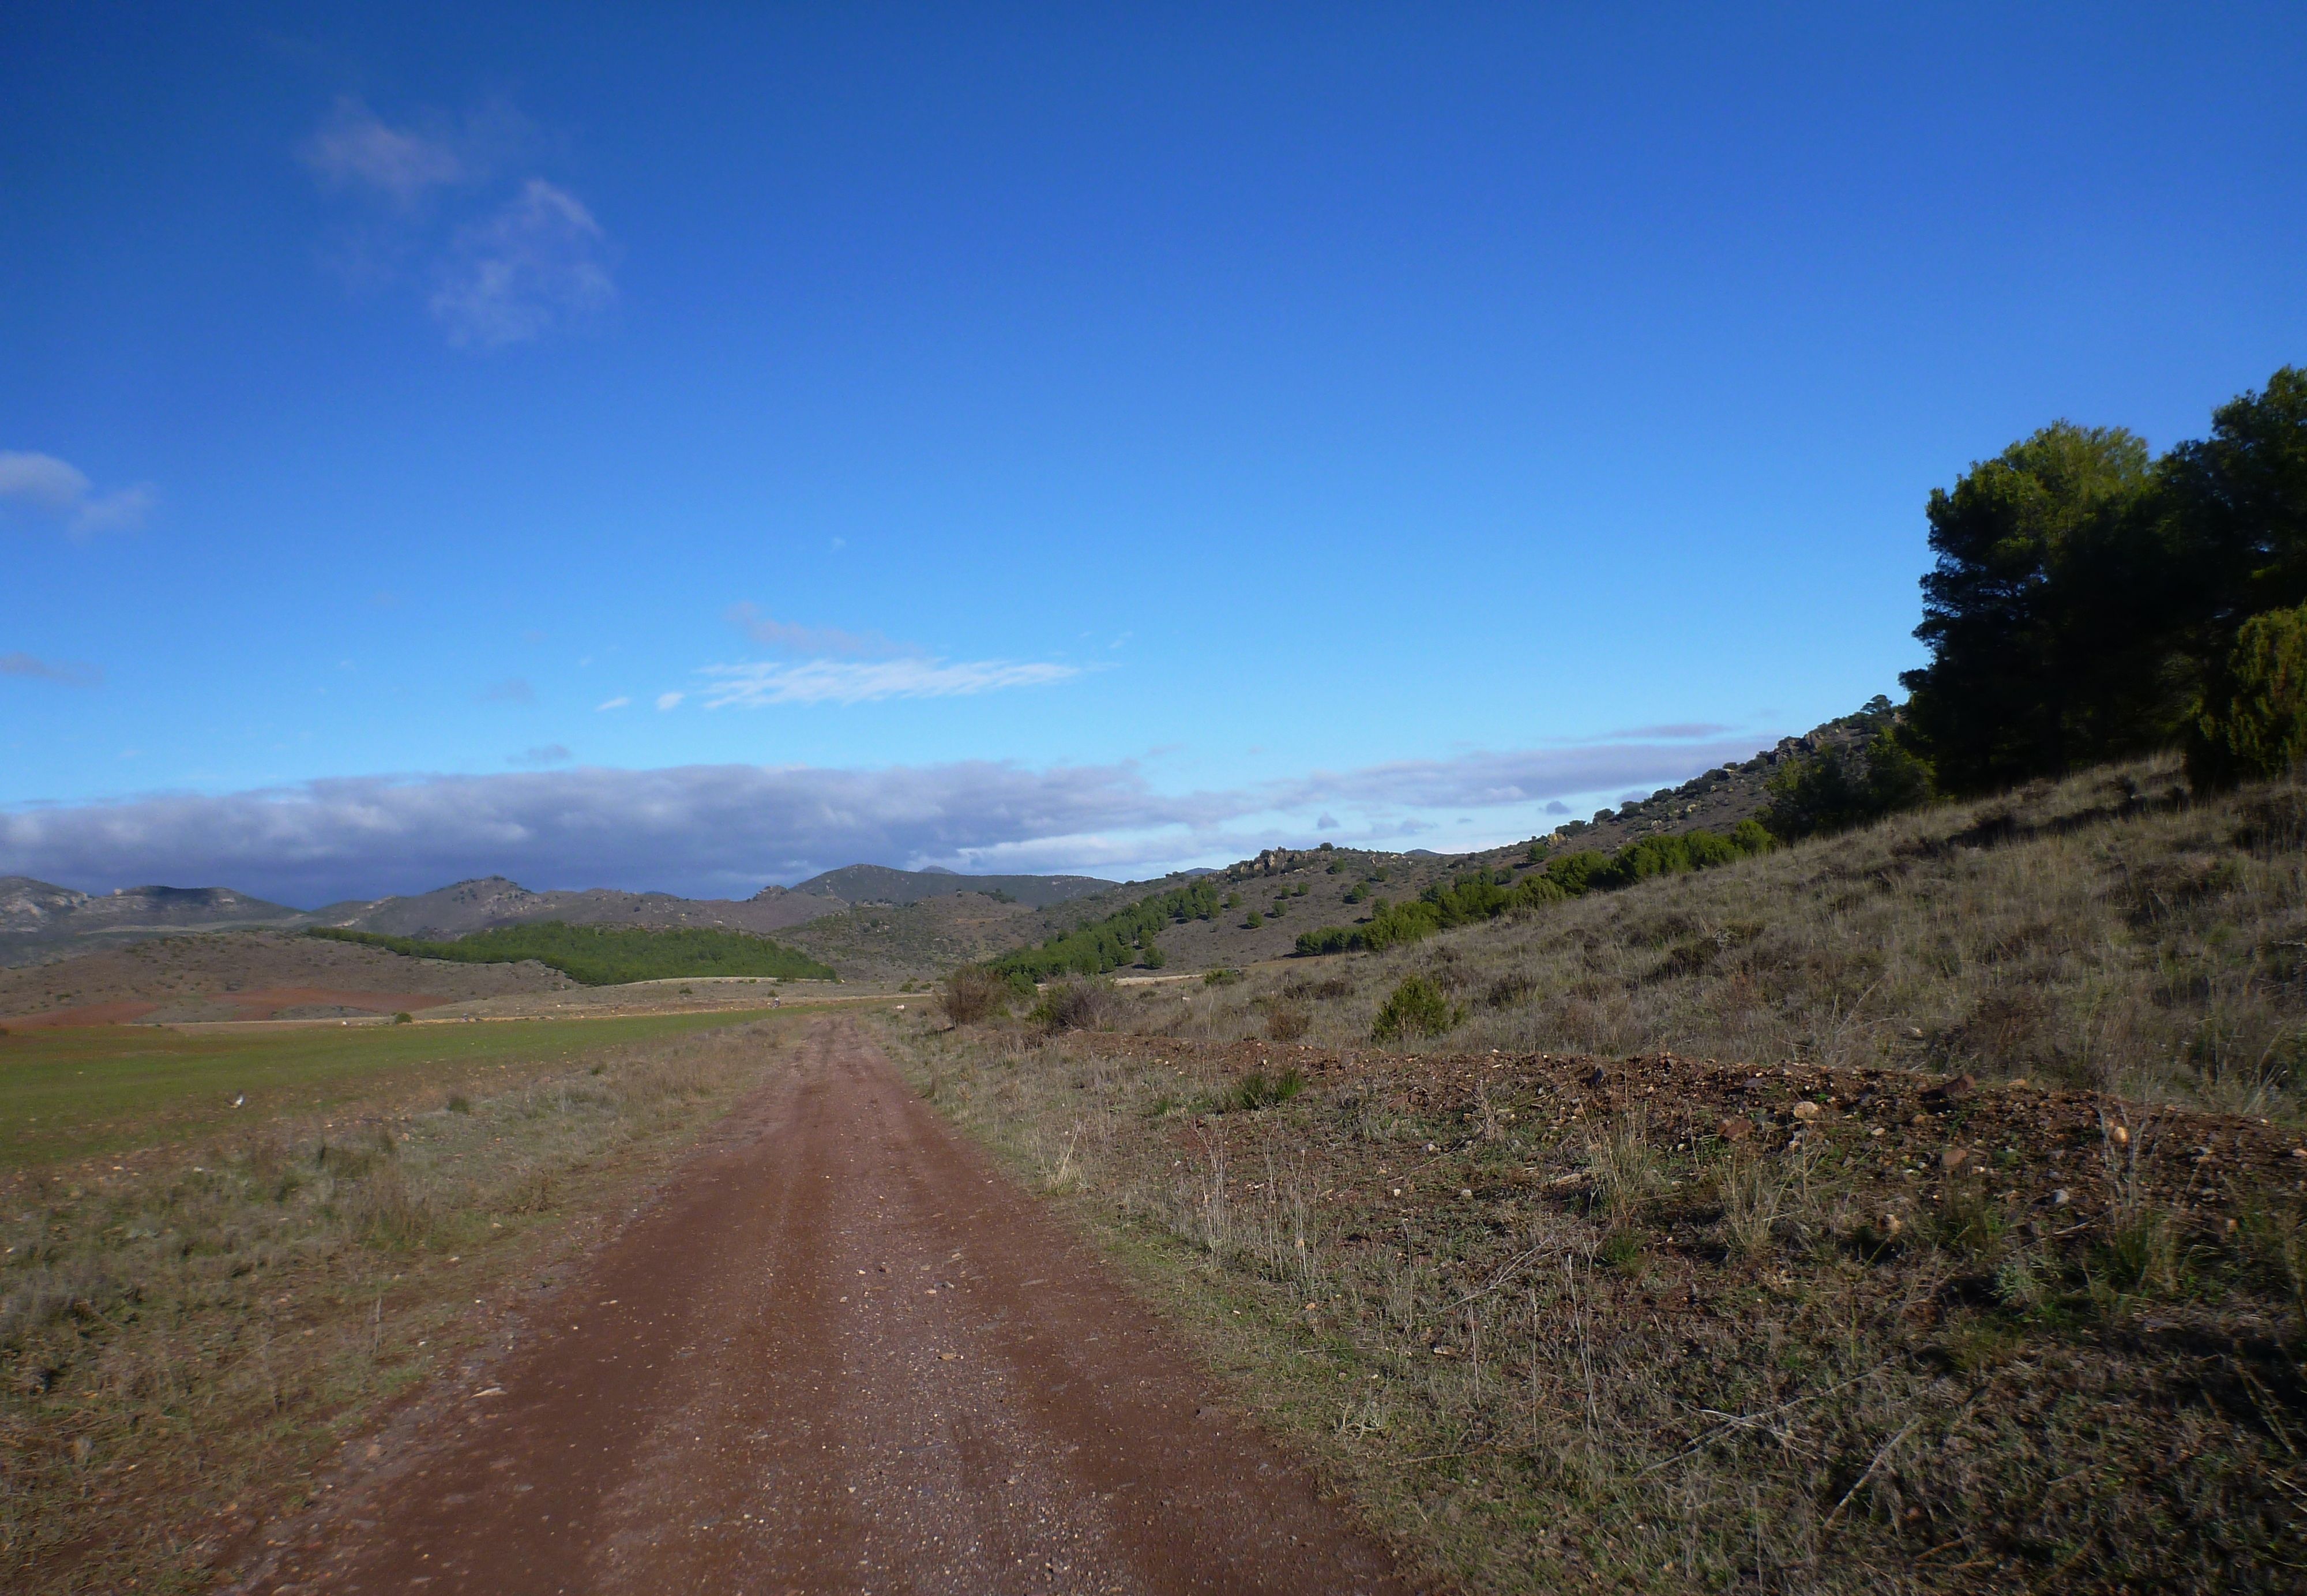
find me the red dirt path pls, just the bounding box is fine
[234,1017,1406,1595]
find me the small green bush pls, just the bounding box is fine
[1369,974,1464,1043]
[1221,1065,1305,1112]
[1243,911,1264,929]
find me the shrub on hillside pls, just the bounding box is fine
[1369,974,1464,1043]
[1028,977,1122,1035]
[2188,603,2307,790]
[1760,728,1933,840]
[938,964,1011,1026]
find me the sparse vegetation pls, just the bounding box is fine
[885,1018,2307,1593]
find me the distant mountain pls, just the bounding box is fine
[0,877,304,964]
[302,876,840,941]
[781,863,1116,909]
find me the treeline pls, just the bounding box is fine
[986,878,1224,981]
[1295,820,1772,956]
[1900,365,2307,794]
[309,922,836,986]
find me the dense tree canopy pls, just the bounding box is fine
[1901,367,2307,794]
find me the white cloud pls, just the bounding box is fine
[298,97,467,206]
[725,602,901,658]
[0,452,155,535]
[596,696,631,711]
[655,691,685,711]
[1,651,102,687]
[430,179,616,347]
[0,728,1780,904]
[510,744,572,767]
[1264,735,1764,812]
[701,657,1080,708]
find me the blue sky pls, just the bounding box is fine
[5,3,2303,904]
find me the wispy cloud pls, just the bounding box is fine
[700,657,1081,708]
[596,695,631,711]
[301,99,612,350]
[655,691,685,711]
[0,452,156,535]
[1263,735,1763,812]
[1,651,102,687]
[480,677,536,704]
[726,602,903,658]
[298,97,469,206]
[430,179,617,347]
[510,744,571,767]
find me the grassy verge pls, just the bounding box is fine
[1,1011,802,1594]
[880,1013,2307,1594]
[0,1009,780,1170]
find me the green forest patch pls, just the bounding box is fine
[309,921,836,985]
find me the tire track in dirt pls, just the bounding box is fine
[239,1017,1405,1594]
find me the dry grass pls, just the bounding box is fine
[0,1016,795,1594]
[881,1014,2307,1594]
[1116,756,2307,1125]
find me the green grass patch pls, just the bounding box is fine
[0,1009,777,1170]
[308,921,836,985]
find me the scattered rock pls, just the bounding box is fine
[2109,1125,2131,1147]
[1939,1147,1970,1172]
[1790,1101,1822,1122]
[1584,1066,1607,1087]
[1717,1117,1752,1142]
[2050,1189,2072,1207]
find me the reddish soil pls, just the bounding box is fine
[0,931,569,1024]
[233,1018,1406,1595]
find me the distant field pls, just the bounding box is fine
[0,1009,779,1170]
[309,921,837,985]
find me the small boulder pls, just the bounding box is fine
[1939,1146,1970,1172]
[1790,1101,1822,1122]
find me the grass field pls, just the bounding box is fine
[0,1010,782,1171]
[1,1008,809,1594]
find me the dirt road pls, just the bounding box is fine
[239,1018,1404,1595]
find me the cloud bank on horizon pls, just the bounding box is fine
[0,730,1764,907]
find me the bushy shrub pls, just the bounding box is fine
[1140,944,1167,969]
[2189,603,2307,790]
[1369,974,1464,1043]
[1294,925,1358,956]
[1243,910,1264,928]
[938,964,1011,1026]
[1027,977,1122,1034]
[1761,728,1934,840]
